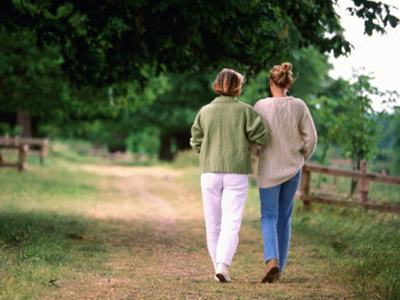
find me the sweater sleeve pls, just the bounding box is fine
[299,104,318,161]
[190,110,204,153]
[246,108,268,146]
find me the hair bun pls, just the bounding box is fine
[269,62,295,88]
[281,62,292,74]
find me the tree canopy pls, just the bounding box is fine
[1,0,399,162]
[1,0,398,87]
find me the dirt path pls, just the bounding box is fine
[47,164,357,300]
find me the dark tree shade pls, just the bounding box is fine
[1,0,398,87]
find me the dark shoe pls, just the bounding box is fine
[215,263,231,283]
[261,258,280,283]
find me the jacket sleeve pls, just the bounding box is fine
[299,105,318,160]
[190,110,204,153]
[246,108,269,146]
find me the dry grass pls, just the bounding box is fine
[44,163,356,300]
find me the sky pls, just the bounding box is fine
[329,0,400,111]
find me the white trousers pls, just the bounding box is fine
[201,173,248,270]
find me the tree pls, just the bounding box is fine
[0,28,72,136]
[391,107,400,176]
[243,46,333,105]
[126,72,214,160]
[37,74,170,151]
[1,0,398,151]
[38,71,214,159]
[1,0,398,87]
[311,73,398,194]
[0,24,172,136]
[336,74,390,169]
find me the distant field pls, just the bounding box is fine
[0,144,399,300]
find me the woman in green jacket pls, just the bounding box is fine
[190,68,267,282]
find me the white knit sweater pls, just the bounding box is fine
[254,97,318,188]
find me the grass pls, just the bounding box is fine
[0,147,108,299]
[243,174,400,300]
[291,204,400,300]
[1,145,400,299]
[310,173,400,203]
[172,151,400,300]
[172,155,400,299]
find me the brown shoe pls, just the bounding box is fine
[261,258,280,283]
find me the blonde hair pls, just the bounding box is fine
[270,62,295,88]
[213,68,245,97]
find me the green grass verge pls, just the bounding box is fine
[244,190,400,300]
[291,204,400,300]
[0,148,107,300]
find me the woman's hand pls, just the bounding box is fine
[250,144,262,157]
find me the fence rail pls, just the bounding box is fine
[0,136,49,165]
[0,144,29,171]
[297,162,400,214]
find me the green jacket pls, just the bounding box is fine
[190,96,267,174]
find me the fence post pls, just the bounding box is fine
[18,144,28,171]
[360,160,369,205]
[40,140,49,165]
[300,166,311,210]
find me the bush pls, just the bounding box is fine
[0,123,22,136]
[172,150,199,168]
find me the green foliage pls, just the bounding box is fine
[126,127,160,155]
[391,107,400,175]
[347,0,399,35]
[309,74,399,168]
[243,47,333,104]
[0,123,22,136]
[310,95,343,148]
[91,72,215,157]
[335,74,391,165]
[290,47,333,100]
[0,28,70,117]
[2,0,397,86]
[0,23,170,120]
[132,72,214,132]
[38,74,170,150]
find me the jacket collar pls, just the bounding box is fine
[212,96,239,103]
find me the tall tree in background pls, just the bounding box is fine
[0,28,70,136]
[243,47,333,105]
[131,72,214,160]
[336,74,389,169]
[1,0,398,88]
[0,0,398,154]
[57,73,214,159]
[392,107,400,176]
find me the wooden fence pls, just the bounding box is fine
[0,144,29,171]
[0,137,49,170]
[297,162,400,214]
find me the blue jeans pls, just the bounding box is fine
[259,170,301,272]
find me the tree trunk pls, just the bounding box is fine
[349,158,361,198]
[17,110,32,137]
[158,134,174,161]
[174,131,191,151]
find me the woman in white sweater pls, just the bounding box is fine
[254,62,317,283]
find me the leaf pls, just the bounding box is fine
[388,15,399,28]
[151,2,170,13]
